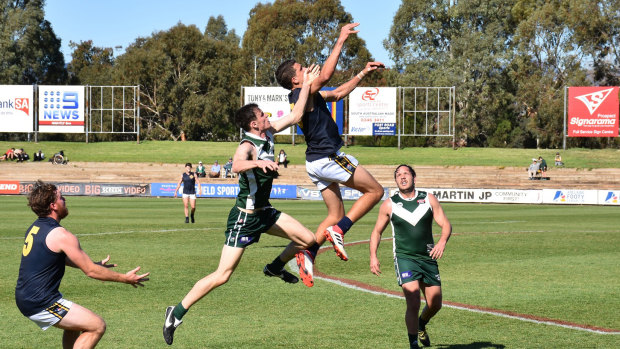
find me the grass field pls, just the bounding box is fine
[1,140,620,169]
[1,196,618,348]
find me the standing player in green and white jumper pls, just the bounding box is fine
[369,165,452,349]
[162,64,321,346]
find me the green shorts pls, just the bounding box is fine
[394,255,441,286]
[224,206,281,248]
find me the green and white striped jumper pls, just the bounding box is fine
[235,131,276,210]
[389,190,435,261]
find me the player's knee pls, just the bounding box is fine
[92,318,106,337]
[214,271,233,286]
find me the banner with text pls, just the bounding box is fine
[38,85,85,133]
[0,85,34,132]
[18,182,150,197]
[348,87,397,135]
[412,188,543,204]
[567,86,619,137]
[151,183,297,199]
[298,186,389,201]
[243,86,293,135]
[542,189,599,205]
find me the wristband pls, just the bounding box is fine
[356,71,365,80]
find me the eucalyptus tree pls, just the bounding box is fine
[242,0,373,87]
[0,0,66,84]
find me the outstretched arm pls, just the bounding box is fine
[369,199,391,276]
[270,64,321,133]
[311,23,360,94]
[321,61,385,102]
[48,228,150,287]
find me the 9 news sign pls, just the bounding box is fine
[38,85,85,133]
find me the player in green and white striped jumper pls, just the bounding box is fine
[162,64,321,346]
[369,165,452,349]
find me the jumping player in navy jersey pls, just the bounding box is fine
[15,181,149,348]
[174,163,202,223]
[276,23,385,284]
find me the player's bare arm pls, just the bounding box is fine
[311,23,360,94]
[48,227,149,286]
[428,193,452,260]
[270,64,321,133]
[321,61,385,102]
[231,141,278,174]
[173,177,183,198]
[369,199,392,276]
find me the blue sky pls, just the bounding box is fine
[44,0,401,67]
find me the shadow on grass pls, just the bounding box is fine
[435,342,506,349]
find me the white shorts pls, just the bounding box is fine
[306,151,359,191]
[27,298,73,330]
[182,194,196,200]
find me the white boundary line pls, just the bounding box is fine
[289,237,620,335]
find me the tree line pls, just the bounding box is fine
[1,0,618,148]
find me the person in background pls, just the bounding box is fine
[554,152,564,166]
[277,149,289,168]
[173,163,201,223]
[538,156,547,177]
[15,181,149,348]
[4,147,16,160]
[527,158,539,179]
[369,165,452,349]
[223,157,233,178]
[195,161,206,178]
[33,150,45,162]
[209,160,221,178]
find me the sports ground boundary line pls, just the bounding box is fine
[292,238,620,335]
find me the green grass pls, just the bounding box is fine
[1,140,619,168]
[1,196,618,348]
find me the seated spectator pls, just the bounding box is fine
[223,157,233,178]
[277,149,289,168]
[196,161,206,177]
[538,156,547,177]
[50,150,67,164]
[33,150,45,161]
[554,152,564,166]
[3,148,16,161]
[527,158,539,179]
[14,148,28,162]
[209,160,221,178]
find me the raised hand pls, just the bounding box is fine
[303,64,321,85]
[339,23,360,40]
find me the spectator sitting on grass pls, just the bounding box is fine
[34,150,45,161]
[527,158,539,179]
